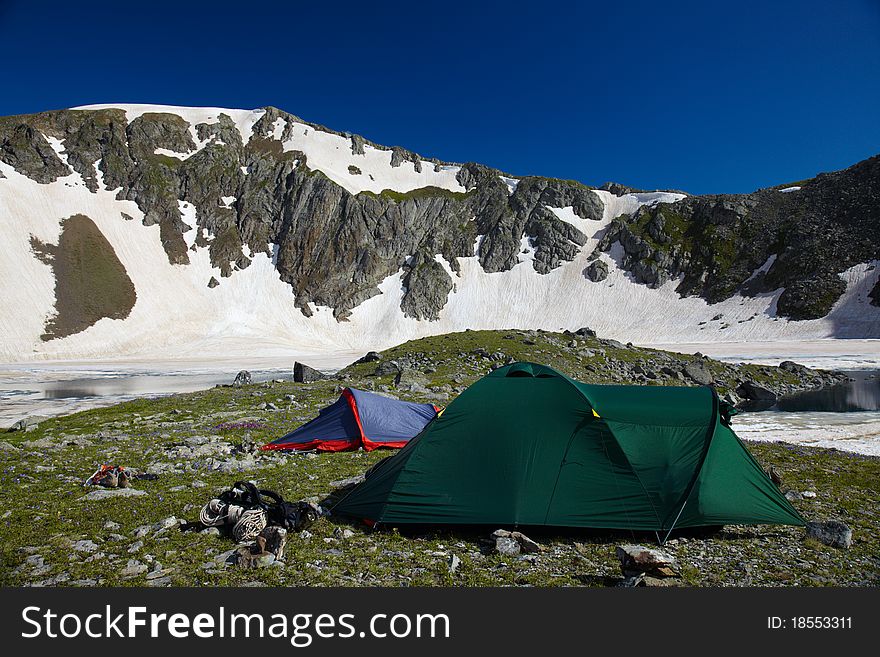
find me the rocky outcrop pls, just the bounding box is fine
[400,251,454,320]
[584,259,608,282]
[595,156,880,320]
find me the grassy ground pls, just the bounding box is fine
[1,331,876,587]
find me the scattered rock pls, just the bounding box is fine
[802,491,817,499]
[207,276,220,289]
[806,521,852,549]
[394,369,428,391]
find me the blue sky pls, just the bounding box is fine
[1,0,878,194]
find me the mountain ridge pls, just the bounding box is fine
[1,103,878,362]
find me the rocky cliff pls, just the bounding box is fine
[595,156,880,320]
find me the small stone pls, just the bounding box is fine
[333,528,355,540]
[73,540,99,553]
[103,521,121,530]
[448,554,461,573]
[120,559,147,577]
[128,541,144,553]
[494,537,521,556]
[801,491,817,499]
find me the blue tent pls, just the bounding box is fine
[261,388,439,452]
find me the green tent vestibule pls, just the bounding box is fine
[334,362,805,537]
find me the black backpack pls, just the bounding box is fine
[259,489,319,532]
[218,481,265,510]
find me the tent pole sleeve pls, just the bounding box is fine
[661,388,720,544]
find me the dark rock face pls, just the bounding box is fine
[400,252,454,320]
[595,156,880,320]
[0,124,70,183]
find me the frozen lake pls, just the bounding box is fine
[1,344,878,456]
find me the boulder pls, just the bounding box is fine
[736,380,777,402]
[120,560,148,577]
[806,521,852,549]
[354,351,382,364]
[374,360,401,377]
[779,360,810,375]
[394,369,428,391]
[684,360,714,385]
[7,415,47,433]
[491,529,543,554]
[232,370,252,387]
[494,536,521,556]
[616,544,679,577]
[294,362,325,383]
[585,260,609,282]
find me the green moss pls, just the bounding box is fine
[31,214,136,341]
[358,186,472,203]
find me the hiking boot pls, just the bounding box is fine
[117,469,130,488]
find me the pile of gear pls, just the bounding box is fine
[194,481,321,568]
[85,465,130,488]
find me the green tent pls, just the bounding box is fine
[334,362,804,536]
